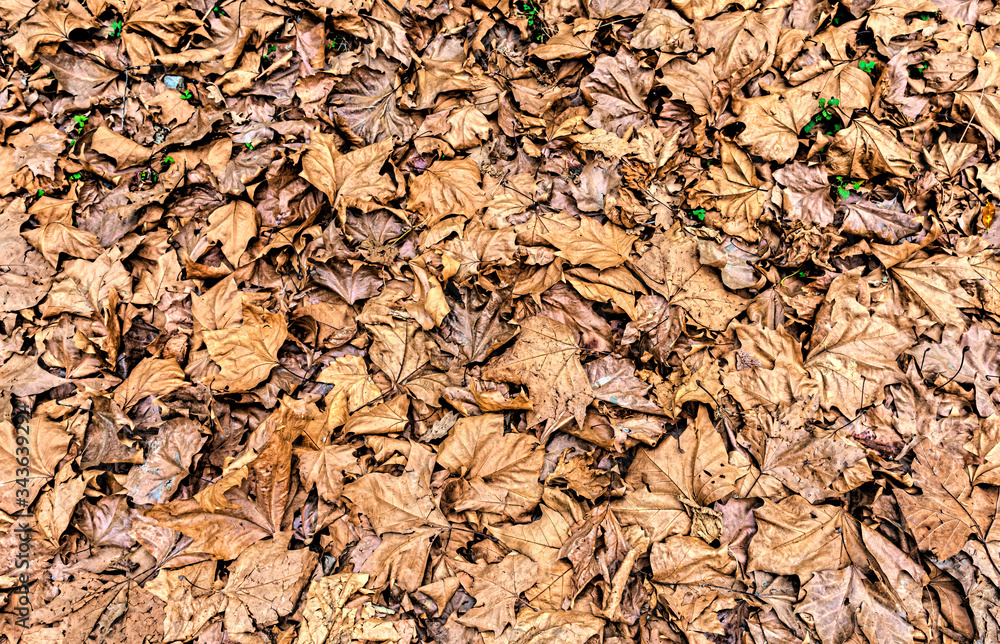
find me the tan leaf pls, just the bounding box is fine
[773,163,837,227]
[202,201,259,267]
[344,395,409,435]
[343,469,448,534]
[0,408,74,514]
[438,414,544,521]
[126,418,206,505]
[0,199,54,311]
[21,221,102,266]
[544,216,637,270]
[0,352,69,396]
[222,532,318,633]
[204,303,288,393]
[407,158,486,225]
[456,553,539,636]
[482,315,594,431]
[651,536,737,584]
[734,93,817,164]
[690,141,768,242]
[143,493,272,560]
[748,496,858,583]
[90,126,153,168]
[297,573,417,644]
[626,421,738,507]
[301,133,399,220]
[826,115,914,179]
[113,357,187,410]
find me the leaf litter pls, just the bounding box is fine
[0,0,999,643]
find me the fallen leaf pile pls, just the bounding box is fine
[3,0,1000,642]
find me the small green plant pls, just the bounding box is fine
[779,270,807,286]
[139,170,158,183]
[179,89,193,100]
[264,43,277,59]
[110,20,123,37]
[692,208,706,221]
[37,189,44,197]
[859,60,876,74]
[833,176,864,199]
[73,114,88,132]
[163,156,175,165]
[911,61,929,78]
[804,97,842,135]
[245,142,254,150]
[69,172,81,180]
[212,4,227,16]
[516,0,549,43]
[918,11,936,20]
[68,138,75,146]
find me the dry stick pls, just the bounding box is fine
[931,346,967,394]
[959,88,987,143]
[696,380,749,461]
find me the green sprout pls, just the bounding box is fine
[859,60,876,74]
[212,4,227,16]
[179,89,193,100]
[833,176,864,199]
[163,156,175,165]
[918,11,936,20]
[68,138,75,146]
[245,142,254,150]
[139,170,158,183]
[73,114,88,132]
[803,97,841,135]
[692,208,706,221]
[37,189,44,197]
[69,172,81,180]
[110,20,123,37]
[516,0,548,43]
[779,270,807,286]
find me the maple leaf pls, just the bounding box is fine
[204,303,288,392]
[221,531,319,633]
[543,216,637,270]
[407,158,486,226]
[455,553,539,636]
[437,414,544,521]
[690,141,768,242]
[300,133,400,222]
[482,314,594,432]
[343,468,448,534]
[748,496,860,583]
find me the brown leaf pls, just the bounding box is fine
[482,315,594,431]
[90,126,153,169]
[438,414,544,521]
[543,216,637,270]
[204,303,288,392]
[407,158,486,226]
[0,407,73,514]
[456,553,539,636]
[222,531,318,633]
[773,163,837,228]
[301,133,400,221]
